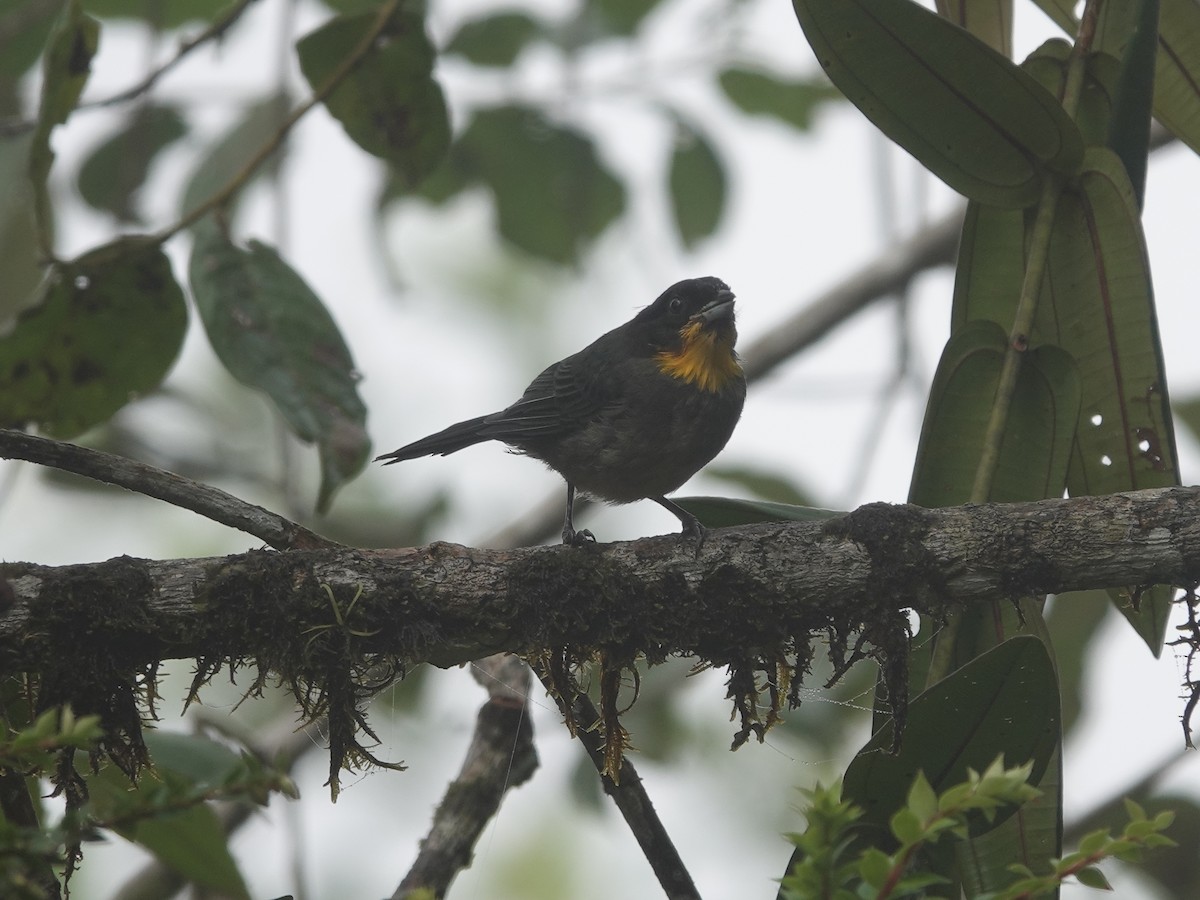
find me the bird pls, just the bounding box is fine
[377,277,746,548]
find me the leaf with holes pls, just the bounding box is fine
[1040,148,1178,653]
[0,237,187,437]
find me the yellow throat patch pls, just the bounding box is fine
[655,321,742,393]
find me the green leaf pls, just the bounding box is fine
[717,67,840,130]
[792,0,1083,206]
[296,8,449,187]
[1075,865,1113,890]
[188,233,370,511]
[1028,0,1200,157]
[1153,0,1200,155]
[127,803,250,899]
[0,0,59,83]
[668,121,726,249]
[444,12,542,67]
[29,1,100,240]
[673,496,841,528]
[144,731,245,789]
[1041,148,1179,652]
[845,637,1060,842]
[1095,0,1160,207]
[445,106,626,264]
[0,237,187,437]
[910,321,1080,508]
[78,104,189,223]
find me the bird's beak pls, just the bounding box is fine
[696,289,736,326]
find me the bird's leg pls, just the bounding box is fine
[653,496,706,554]
[562,483,596,546]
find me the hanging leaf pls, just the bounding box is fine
[0,237,187,437]
[668,121,726,249]
[188,233,370,512]
[78,104,188,223]
[1041,148,1179,652]
[792,0,1083,206]
[296,8,449,187]
[716,67,841,131]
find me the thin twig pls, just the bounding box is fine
[534,666,701,900]
[0,0,261,138]
[0,429,337,551]
[157,0,400,242]
[86,0,262,110]
[393,654,538,899]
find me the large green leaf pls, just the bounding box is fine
[29,1,99,238]
[1040,148,1178,652]
[668,121,726,249]
[296,8,449,187]
[440,106,626,264]
[0,237,187,437]
[188,233,370,511]
[792,0,1083,206]
[845,636,1059,841]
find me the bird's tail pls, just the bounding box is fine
[376,414,493,464]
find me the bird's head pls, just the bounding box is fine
[636,277,741,393]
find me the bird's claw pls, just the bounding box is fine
[563,527,597,546]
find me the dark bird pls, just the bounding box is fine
[377,277,746,547]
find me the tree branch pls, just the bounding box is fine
[0,429,336,551]
[1,487,1196,673]
[392,654,538,898]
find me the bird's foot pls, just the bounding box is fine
[562,526,597,546]
[681,518,706,557]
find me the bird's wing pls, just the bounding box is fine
[478,353,612,443]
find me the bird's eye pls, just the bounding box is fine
[669,297,684,314]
